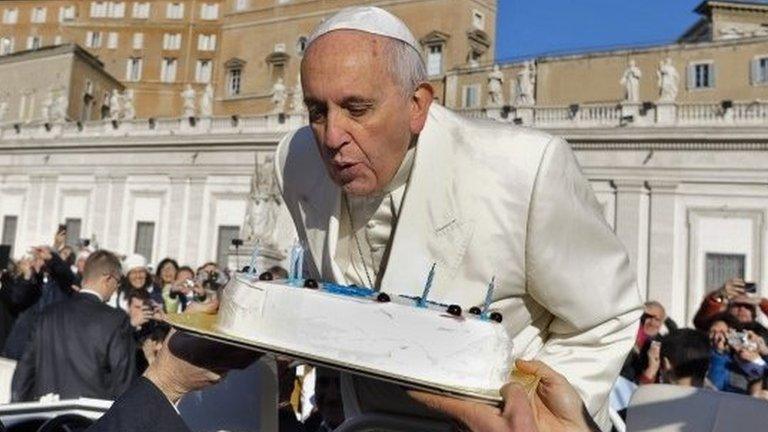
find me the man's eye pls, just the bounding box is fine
[308,108,326,122]
[348,107,369,117]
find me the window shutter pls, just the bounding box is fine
[686,63,694,90]
[210,35,216,50]
[709,63,716,88]
[125,59,132,80]
[85,31,93,47]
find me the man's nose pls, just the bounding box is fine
[324,109,351,150]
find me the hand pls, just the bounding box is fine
[184,297,220,314]
[747,331,768,356]
[720,278,746,300]
[711,331,728,353]
[642,341,661,381]
[738,345,761,362]
[53,228,66,251]
[143,329,260,404]
[130,306,154,328]
[408,360,595,432]
[32,246,53,262]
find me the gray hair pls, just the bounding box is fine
[383,38,428,97]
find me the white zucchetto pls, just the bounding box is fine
[307,6,420,54]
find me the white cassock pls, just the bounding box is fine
[274,103,643,430]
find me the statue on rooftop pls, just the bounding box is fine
[271,77,287,114]
[514,60,536,107]
[486,64,504,108]
[620,60,642,103]
[290,76,304,114]
[181,84,197,118]
[657,58,679,103]
[123,90,136,120]
[109,89,122,120]
[200,84,214,117]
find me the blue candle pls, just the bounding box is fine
[289,241,304,283]
[417,263,437,308]
[481,276,496,319]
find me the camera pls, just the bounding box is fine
[727,331,757,351]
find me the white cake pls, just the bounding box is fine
[216,272,513,398]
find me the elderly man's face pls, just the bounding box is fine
[301,31,432,196]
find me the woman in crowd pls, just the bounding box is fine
[112,254,163,311]
[156,257,186,313]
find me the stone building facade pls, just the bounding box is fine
[0,0,496,118]
[0,44,123,123]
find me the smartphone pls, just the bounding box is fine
[745,282,757,294]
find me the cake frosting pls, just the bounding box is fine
[217,272,513,397]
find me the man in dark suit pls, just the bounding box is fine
[11,250,136,402]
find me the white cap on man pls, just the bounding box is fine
[307,6,420,54]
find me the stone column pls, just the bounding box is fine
[646,181,679,309]
[91,174,110,247]
[105,176,127,250]
[37,175,57,239]
[24,176,45,246]
[184,176,207,265]
[165,176,188,260]
[613,179,650,293]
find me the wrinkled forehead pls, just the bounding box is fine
[303,30,391,65]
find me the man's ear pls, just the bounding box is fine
[409,82,434,135]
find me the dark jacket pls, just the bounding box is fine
[2,252,78,360]
[11,291,137,402]
[0,273,40,352]
[86,377,190,432]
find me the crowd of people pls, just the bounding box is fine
[619,278,768,409]
[0,228,338,432]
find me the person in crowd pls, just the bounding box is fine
[707,311,768,396]
[11,250,136,402]
[277,359,306,432]
[693,277,768,330]
[134,315,171,375]
[657,329,711,387]
[157,258,187,313]
[2,245,78,360]
[112,254,163,311]
[176,266,195,286]
[72,248,92,289]
[58,245,76,269]
[621,301,667,383]
[0,257,41,352]
[126,288,163,332]
[304,369,344,432]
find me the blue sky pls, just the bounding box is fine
[495,0,704,61]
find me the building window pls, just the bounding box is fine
[216,226,240,267]
[126,57,142,81]
[132,2,150,18]
[196,59,212,83]
[472,9,485,30]
[750,56,768,85]
[107,32,119,49]
[705,253,745,292]
[59,5,76,22]
[26,36,42,50]
[462,84,480,108]
[85,31,102,48]
[166,2,184,19]
[426,44,443,77]
[197,34,216,51]
[64,218,82,248]
[688,61,715,89]
[31,7,47,23]
[134,222,155,261]
[161,57,177,82]
[234,0,248,11]
[227,68,241,96]
[296,36,307,55]
[2,216,17,255]
[90,2,107,18]
[2,8,18,24]
[108,1,125,17]
[200,3,218,19]
[0,37,14,55]
[163,33,182,50]
[132,32,143,49]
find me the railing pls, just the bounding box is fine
[3,100,768,141]
[458,100,768,128]
[0,112,309,142]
